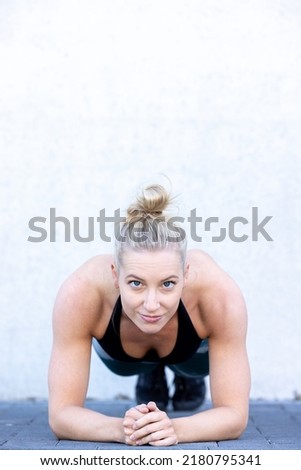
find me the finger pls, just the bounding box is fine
[130,414,170,441]
[124,405,149,421]
[133,410,167,431]
[123,417,134,428]
[135,403,149,413]
[123,419,135,437]
[149,436,178,446]
[125,435,139,446]
[146,401,158,411]
[134,429,178,446]
[123,404,151,441]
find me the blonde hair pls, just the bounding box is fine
[114,184,187,270]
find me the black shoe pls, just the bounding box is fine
[135,364,169,410]
[172,376,206,411]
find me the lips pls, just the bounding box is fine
[140,314,162,323]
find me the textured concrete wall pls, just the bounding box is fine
[1,0,300,400]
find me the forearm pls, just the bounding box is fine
[172,406,248,443]
[49,405,124,443]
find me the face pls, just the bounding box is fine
[111,248,189,334]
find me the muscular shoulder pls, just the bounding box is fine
[52,254,116,339]
[186,249,247,338]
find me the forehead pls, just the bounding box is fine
[120,248,182,274]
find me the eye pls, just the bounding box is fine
[129,280,142,288]
[162,280,175,289]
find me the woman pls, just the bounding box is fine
[48,184,250,446]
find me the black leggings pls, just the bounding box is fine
[92,338,209,378]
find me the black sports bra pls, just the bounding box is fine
[95,296,203,364]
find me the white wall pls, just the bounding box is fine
[0,0,300,400]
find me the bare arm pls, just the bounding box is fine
[48,276,125,443]
[172,282,250,443]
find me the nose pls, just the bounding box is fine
[143,290,160,312]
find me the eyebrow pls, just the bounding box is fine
[125,274,180,282]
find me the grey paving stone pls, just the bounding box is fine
[0,399,300,450]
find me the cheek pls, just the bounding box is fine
[119,286,137,306]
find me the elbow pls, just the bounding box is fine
[230,423,247,440]
[48,414,61,439]
[228,410,249,440]
[48,411,68,440]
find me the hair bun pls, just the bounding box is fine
[126,184,171,223]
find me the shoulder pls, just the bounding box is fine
[186,249,247,338]
[187,248,228,277]
[186,249,237,292]
[52,254,116,338]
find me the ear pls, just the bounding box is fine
[111,263,119,289]
[183,263,190,286]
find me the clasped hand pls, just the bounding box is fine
[123,401,178,446]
